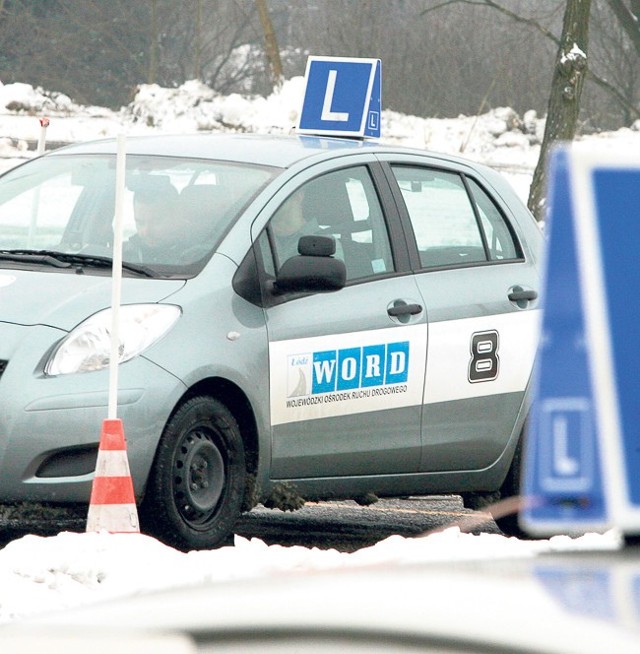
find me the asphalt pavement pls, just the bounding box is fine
[234,495,502,551]
[0,495,502,551]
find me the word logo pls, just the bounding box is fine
[287,341,409,398]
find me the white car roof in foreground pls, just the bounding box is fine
[4,551,640,653]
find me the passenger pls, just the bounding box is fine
[271,189,307,259]
[271,186,344,268]
[271,188,330,264]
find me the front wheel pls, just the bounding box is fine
[141,396,246,551]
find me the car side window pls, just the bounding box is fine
[391,166,522,268]
[260,166,394,281]
[391,166,488,268]
[466,177,520,261]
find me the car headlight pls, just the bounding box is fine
[45,304,181,376]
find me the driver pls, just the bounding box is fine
[125,183,181,264]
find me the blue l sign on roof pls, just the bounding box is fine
[297,56,381,138]
[521,143,640,540]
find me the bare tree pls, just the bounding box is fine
[148,0,158,84]
[607,0,640,55]
[586,0,640,126]
[528,0,592,220]
[166,2,269,96]
[287,1,560,119]
[255,0,283,89]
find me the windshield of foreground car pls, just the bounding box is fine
[0,153,276,276]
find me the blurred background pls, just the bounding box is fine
[0,0,636,132]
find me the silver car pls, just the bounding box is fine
[0,133,542,549]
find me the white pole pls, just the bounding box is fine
[36,117,49,155]
[108,134,126,420]
[28,118,50,247]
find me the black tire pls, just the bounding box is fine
[494,430,530,539]
[141,395,246,551]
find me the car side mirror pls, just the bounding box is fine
[274,235,346,294]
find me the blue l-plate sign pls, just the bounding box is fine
[520,147,608,537]
[521,143,640,540]
[297,56,381,138]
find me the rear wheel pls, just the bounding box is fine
[461,427,530,539]
[493,430,529,539]
[141,395,246,550]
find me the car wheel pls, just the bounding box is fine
[494,429,529,539]
[141,395,246,551]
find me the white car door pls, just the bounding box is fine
[252,163,428,480]
[384,160,539,474]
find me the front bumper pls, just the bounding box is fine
[0,322,186,503]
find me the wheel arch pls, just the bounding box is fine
[138,376,261,508]
[177,377,260,479]
[139,377,260,503]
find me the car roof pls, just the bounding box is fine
[7,550,640,653]
[49,132,490,172]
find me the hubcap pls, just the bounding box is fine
[173,428,225,523]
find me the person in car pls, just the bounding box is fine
[125,182,183,264]
[270,188,317,263]
[271,187,343,265]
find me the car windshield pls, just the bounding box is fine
[0,153,276,276]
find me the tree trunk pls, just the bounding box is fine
[527,0,592,221]
[255,0,283,90]
[148,0,158,84]
[194,0,202,81]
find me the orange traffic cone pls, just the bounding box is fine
[86,418,140,533]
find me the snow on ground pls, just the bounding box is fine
[0,77,635,624]
[2,77,639,197]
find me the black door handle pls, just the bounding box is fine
[387,303,423,317]
[508,288,538,302]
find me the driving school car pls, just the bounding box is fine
[0,133,542,549]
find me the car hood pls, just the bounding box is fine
[0,269,185,331]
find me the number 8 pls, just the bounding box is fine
[468,330,499,382]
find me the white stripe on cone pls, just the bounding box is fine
[94,450,135,477]
[87,503,140,533]
[86,419,140,534]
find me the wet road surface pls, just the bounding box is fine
[0,495,503,551]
